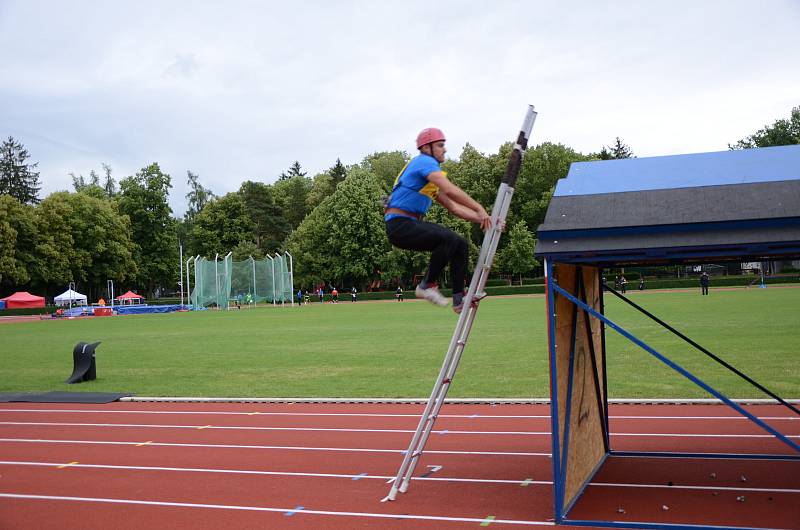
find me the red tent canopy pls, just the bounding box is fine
[115,291,145,305]
[116,291,144,300]
[1,291,46,309]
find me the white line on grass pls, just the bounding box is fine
[0,493,557,527]
[2,421,797,438]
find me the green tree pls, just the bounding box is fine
[231,240,263,261]
[0,195,37,287]
[327,168,393,285]
[238,180,290,252]
[278,160,307,181]
[444,143,501,222]
[71,169,108,200]
[361,151,409,192]
[184,170,215,221]
[730,105,800,149]
[273,174,311,229]
[515,142,591,231]
[34,192,137,297]
[71,165,116,199]
[191,193,255,257]
[306,172,336,212]
[102,163,117,197]
[117,163,178,296]
[497,220,539,284]
[608,137,634,159]
[0,136,41,204]
[286,168,389,288]
[329,158,347,187]
[71,169,100,191]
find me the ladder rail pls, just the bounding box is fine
[387,190,511,498]
[384,105,537,502]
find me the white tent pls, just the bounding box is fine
[54,288,88,306]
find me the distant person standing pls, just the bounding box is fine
[296,289,303,306]
[318,288,324,304]
[618,274,627,294]
[351,286,357,302]
[396,286,404,302]
[638,277,645,290]
[700,272,710,295]
[331,287,339,303]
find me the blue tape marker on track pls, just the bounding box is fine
[352,473,368,481]
[284,505,304,516]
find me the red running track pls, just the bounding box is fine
[0,402,797,529]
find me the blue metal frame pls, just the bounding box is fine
[611,450,800,461]
[561,519,774,530]
[553,283,799,454]
[545,273,799,529]
[544,259,565,521]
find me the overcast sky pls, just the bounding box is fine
[2,1,798,215]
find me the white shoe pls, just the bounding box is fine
[415,284,448,307]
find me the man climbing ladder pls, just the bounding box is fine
[384,105,537,501]
[384,127,492,313]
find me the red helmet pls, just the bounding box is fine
[416,128,446,149]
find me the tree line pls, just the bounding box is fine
[1,105,797,299]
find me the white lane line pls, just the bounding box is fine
[0,460,544,485]
[0,421,547,435]
[0,438,550,456]
[1,408,796,421]
[2,461,797,494]
[2,421,797,438]
[0,493,556,526]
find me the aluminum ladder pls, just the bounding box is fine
[384,105,538,501]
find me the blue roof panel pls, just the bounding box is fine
[554,145,800,197]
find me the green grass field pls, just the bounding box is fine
[1,287,797,399]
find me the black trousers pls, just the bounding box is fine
[385,217,468,294]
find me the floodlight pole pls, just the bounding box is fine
[224,251,232,310]
[266,254,276,306]
[285,251,294,307]
[179,242,184,306]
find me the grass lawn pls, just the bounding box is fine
[0,287,797,399]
